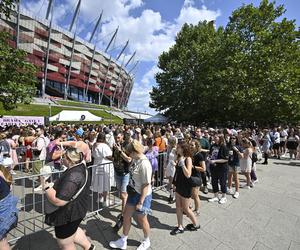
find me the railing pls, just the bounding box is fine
[6,152,168,244]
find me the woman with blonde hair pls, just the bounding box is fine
[110,140,152,250]
[44,148,94,250]
[0,165,18,250]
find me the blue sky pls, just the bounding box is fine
[22,0,299,114]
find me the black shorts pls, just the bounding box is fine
[54,219,82,239]
[280,141,285,147]
[273,143,280,150]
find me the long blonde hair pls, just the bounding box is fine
[0,165,13,185]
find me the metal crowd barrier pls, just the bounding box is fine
[7,152,168,244]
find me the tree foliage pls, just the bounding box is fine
[150,0,300,126]
[0,32,37,110]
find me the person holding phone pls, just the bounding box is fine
[109,140,152,250]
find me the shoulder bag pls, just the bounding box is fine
[44,166,88,215]
[186,158,202,187]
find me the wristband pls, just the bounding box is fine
[44,186,51,191]
[43,182,54,191]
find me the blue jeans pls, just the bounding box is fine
[115,173,129,193]
[0,193,18,240]
[127,192,152,215]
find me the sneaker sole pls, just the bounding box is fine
[109,244,127,250]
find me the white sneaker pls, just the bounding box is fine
[219,197,227,204]
[250,182,255,188]
[227,188,234,195]
[34,185,43,192]
[233,192,239,199]
[137,239,151,250]
[246,186,251,190]
[208,197,219,202]
[109,238,127,250]
[253,179,259,184]
[102,200,114,207]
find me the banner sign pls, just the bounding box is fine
[0,116,45,126]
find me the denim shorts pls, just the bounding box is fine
[127,192,152,215]
[115,174,130,193]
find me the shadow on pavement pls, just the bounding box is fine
[12,230,59,250]
[273,161,300,167]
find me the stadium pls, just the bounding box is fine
[0,0,134,109]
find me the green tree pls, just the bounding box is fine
[150,0,300,125]
[0,0,17,19]
[0,32,37,110]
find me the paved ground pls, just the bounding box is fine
[11,158,300,250]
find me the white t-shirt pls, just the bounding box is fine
[280,130,288,142]
[92,143,112,165]
[274,132,280,144]
[106,133,115,149]
[36,135,49,161]
[130,155,152,195]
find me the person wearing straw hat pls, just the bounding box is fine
[43,147,95,250]
[110,140,152,250]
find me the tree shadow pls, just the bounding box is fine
[12,230,59,250]
[82,218,140,249]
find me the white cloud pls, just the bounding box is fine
[176,3,221,28]
[22,0,67,25]
[22,0,221,113]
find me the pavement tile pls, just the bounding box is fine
[252,241,272,250]
[214,243,234,250]
[289,241,300,250]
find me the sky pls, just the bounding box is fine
[21,0,300,114]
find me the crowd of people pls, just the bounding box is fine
[0,123,300,250]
